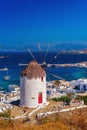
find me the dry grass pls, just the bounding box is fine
[10,105,34,117]
[0,119,68,130]
[0,101,87,130]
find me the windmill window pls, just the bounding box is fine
[41,77,44,82]
[24,73,26,76]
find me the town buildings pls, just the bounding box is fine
[70,78,87,92]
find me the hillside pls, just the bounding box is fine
[0,107,87,130]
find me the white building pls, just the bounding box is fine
[8,85,20,92]
[46,88,56,96]
[20,60,46,108]
[70,78,87,91]
[0,93,6,103]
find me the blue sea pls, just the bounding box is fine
[0,51,87,91]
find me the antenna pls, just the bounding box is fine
[27,48,36,60]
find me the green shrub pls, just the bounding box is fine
[76,96,87,105]
[51,96,71,105]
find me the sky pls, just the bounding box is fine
[0,0,87,50]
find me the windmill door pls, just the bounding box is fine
[38,93,42,104]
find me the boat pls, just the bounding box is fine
[0,67,8,71]
[3,71,11,80]
[0,56,9,59]
[18,63,28,66]
[4,75,11,80]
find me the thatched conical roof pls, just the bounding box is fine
[21,60,46,79]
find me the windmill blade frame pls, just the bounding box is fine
[44,44,51,61]
[50,73,65,80]
[27,48,36,60]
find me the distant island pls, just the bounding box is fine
[61,49,87,54]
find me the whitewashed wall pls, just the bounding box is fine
[20,76,46,108]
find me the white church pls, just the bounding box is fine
[20,60,46,108]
